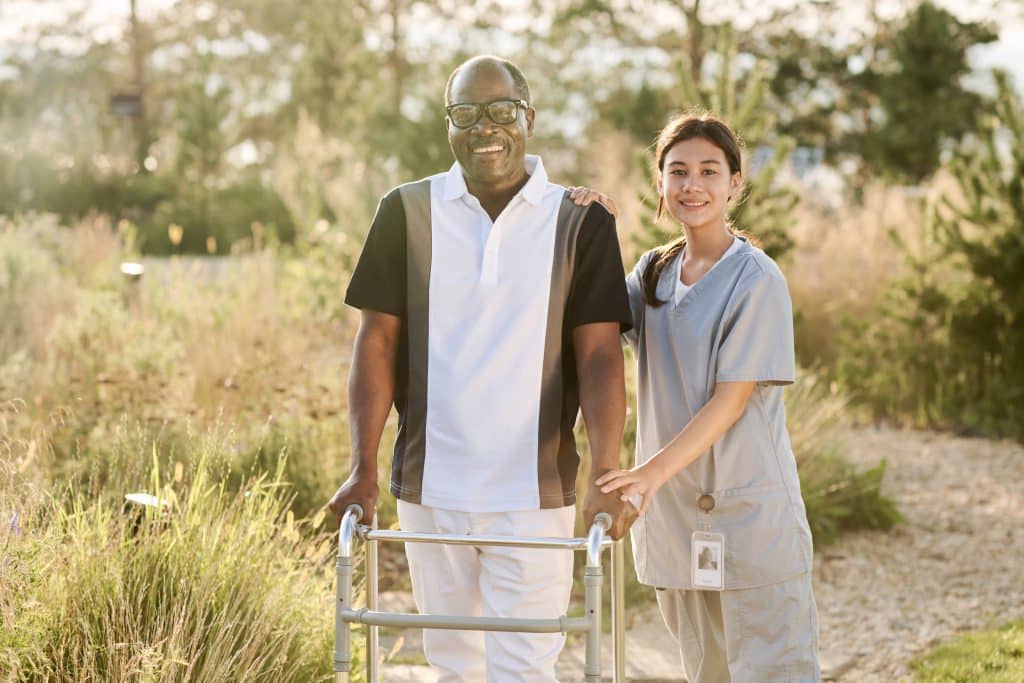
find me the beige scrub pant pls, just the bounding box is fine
[655,572,820,683]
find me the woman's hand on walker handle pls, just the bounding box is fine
[568,186,620,220]
[595,462,666,517]
[583,470,639,540]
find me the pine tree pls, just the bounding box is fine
[838,70,1024,440]
[931,69,1024,437]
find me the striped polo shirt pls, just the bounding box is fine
[345,155,632,512]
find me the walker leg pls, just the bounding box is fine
[611,541,626,683]
[335,506,362,682]
[367,519,380,682]
[334,553,354,682]
[584,565,603,683]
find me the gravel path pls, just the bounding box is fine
[376,427,1024,681]
[814,427,1024,681]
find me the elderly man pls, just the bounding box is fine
[328,54,636,682]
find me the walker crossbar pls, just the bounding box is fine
[360,527,614,552]
[342,608,590,633]
[333,504,627,683]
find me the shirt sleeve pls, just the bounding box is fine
[565,204,634,332]
[344,188,407,316]
[622,251,653,349]
[715,269,796,386]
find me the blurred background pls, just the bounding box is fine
[1,0,1023,680]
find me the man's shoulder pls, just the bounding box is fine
[385,173,447,200]
[374,173,448,222]
[577,199,614,225]
[570,200,615,244]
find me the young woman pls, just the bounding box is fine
[572,112,819,682]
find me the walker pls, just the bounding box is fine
[334,504,627,682]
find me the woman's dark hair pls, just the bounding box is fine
[641,111,752,307]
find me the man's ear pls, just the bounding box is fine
[525,107,535,138]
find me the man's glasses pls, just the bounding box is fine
[445,99,528,129]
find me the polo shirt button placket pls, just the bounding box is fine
[480,215,506,287]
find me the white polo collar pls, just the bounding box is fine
[442,154,548,206]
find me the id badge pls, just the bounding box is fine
[691,531,725,590]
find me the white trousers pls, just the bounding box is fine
[397,500,576,683]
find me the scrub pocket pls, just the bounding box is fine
[714,484,813,588]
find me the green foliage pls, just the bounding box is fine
[837,71,1024,440]
[857,2,997,183]
[761,1,996,185]
[0,154,295,255]
[913,620,1024,682]
[287,0,382,137]
[235,417,349,522]
[835,222,956,426]
[0,216,352,487]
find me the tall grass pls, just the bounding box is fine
[786,181,942,371]
[0,431,357,682]
[1,214,355,517]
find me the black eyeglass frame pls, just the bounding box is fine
[445,98,530,129]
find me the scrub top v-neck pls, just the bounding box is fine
[624,238,814,590]
[667,236,742,307]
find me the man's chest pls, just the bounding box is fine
[428,200,560,293]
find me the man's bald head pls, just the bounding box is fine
[445,55,531,106]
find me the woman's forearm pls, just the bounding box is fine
[644,381,756,486]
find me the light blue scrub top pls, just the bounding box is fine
[625,239,814,590]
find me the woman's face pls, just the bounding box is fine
[659,137,741,231]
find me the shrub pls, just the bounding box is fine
[143,177,296,255]
[786,374,901,544]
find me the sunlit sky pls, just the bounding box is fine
[0,0,1021,87]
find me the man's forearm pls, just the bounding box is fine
[573,323,635,539]
[576,342,626,479]
[347,319,400,476]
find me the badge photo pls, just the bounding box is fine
[691,531,725,590]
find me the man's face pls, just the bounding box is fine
[446,62,534,190]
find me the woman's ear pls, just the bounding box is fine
[729,172,742,198]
